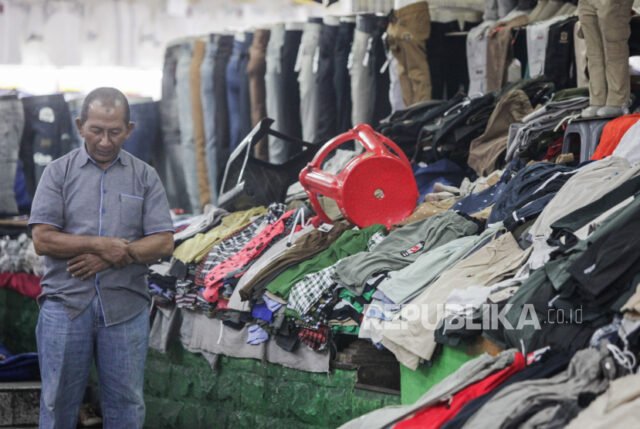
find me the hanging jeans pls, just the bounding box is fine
[20,93,75,200]
[0,96,24,216]
[226,39,244,152]
[266,26,303,164]
[200,34,233,204]
[429,21,478,100]
[176,41,201,214]
[159,42,191,212]
[238,33,254,147]
[247,29,270,161]
[297,19,323,143]
[124,101,160,164]
[350,14,391,127]
[316,23,340,144]
[334,21,355,134]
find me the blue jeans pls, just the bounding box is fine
[36,296,149,429]
[125,101,160,164]
[226,39,244,150]
[159,43,193,213]
[238,33,254,144]
[176,41,202,214]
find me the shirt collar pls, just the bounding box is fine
[80,143,129,167]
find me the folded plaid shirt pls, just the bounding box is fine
[287,265,338,316]
[296,288,339,330]
[194,203,286,288]
[286,229,387,317]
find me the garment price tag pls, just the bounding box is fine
[362,37,373,67]
[312,47,320,74]
[318,223,334,232]
[294,46,303,72]
[380,57,390,74]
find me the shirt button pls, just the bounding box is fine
[103,189,107,194]
[101,209,106,214]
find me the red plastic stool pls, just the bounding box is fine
[299,124,418,229]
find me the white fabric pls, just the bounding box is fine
[388,55,406,113]
[612,120,640,165]
[0,0,29,64]
[21,1,50,66]
[574,21,589,88]
[80,1,120,66]
[133,1,164,69]
[429,0,484,23]
[467,20,494,96]
[42,1,82,66]
[527,16,566,78]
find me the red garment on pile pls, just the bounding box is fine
[0,273,42,299]
[543,136,564,161]
[393,352,526,429]
[203,210,298,303]
[591,114,640,160]
[298,325,330,351]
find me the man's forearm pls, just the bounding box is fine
[32,228,104,259]
[127,232,174,264]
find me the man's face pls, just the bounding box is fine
[76,100,134,166]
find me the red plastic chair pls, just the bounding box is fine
[299,124,418,229]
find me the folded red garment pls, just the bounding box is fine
[0,272,42,299]
[394,352,526,429]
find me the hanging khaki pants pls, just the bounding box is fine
[190,39,211,208]
[578,0,634,107]
[387,1,432,106]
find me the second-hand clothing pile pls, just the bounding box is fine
[0,233,43,299]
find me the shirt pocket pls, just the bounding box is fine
[119,193,144,240]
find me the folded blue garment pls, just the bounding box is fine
[251,303,274,323]
[246,324,269,345]
[262,294,283,313]
[0,343,40,382]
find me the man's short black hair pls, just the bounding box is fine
[79,87,130,124]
